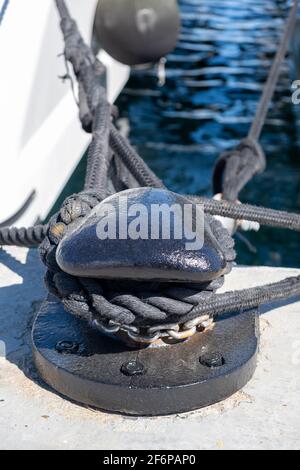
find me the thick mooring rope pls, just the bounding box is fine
[55,0,164,191]
[0,225,48,248]
[190,197,300,233]
[2,198,299,248]
[248,0,299,143]
[39,193,235,330]
[1,0,300,342]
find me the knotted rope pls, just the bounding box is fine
[213,0,299,201]
[2,197,299,248]
[213,138,266,202]
[39,191,235,334]
[1,0,300,343]
[56,0,164,191]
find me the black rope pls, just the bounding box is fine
[84,101,111,191]
[213,138,266,202]
[189,197,300,232]
[1,0,299,332]
[248,0,299,142]
[37,190,300,327]
[1,197,299,248]
[0,225,48,248]
[213,1,299,201]
[109,125,165,189]
[39,200,235,327]
[184,274,300,322]
[56,0,164,191]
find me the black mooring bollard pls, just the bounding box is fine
[32,299,258,416]
[56,188,227,283]
[32,188,259,416]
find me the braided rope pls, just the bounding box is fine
[0,225,48,248]
[56,0,164,191]
[40,0,300,340]
[185,274,300,321]
[1,0,299,345]
[38,189,300,336]
[213,1,299,200]
[188,197,300,232]
[39,192,236,329]
[1,197,299,248]
[213,138,266,201]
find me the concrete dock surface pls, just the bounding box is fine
[0,246,299,450]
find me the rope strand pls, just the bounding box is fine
[189,197,300,232]
[1,197,299,248]
[0,225,48,248]
[184,275,300,321]
[249,0,299,142]
[213,0,299,201]
[1,0,299,339]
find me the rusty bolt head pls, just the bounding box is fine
[121,360,146,377]
[55,340,79,355]
[200,352,225,369]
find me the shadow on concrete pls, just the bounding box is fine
[0,247,49,390]
[1,246,300,407]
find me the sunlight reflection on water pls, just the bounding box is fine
[115,0,300,268]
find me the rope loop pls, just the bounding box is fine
[1,0,300,345]
[39,192,236,338]
[213,138,266,201]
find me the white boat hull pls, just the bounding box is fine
[0,0,129,227]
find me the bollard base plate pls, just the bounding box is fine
[32,298,259,416]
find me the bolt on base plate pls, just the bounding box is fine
[32,298,259,416]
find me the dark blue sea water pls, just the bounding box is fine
[61,0,300,269]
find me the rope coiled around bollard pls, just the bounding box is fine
[39,190,236,332]
[1,0,300,344]
[37,191,300,339]
[1,197,300,248]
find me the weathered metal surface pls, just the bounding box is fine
[32,297,258,416]
[1,247,300,449]
[56,188,227,283]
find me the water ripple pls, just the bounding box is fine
[115,0,300,268]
